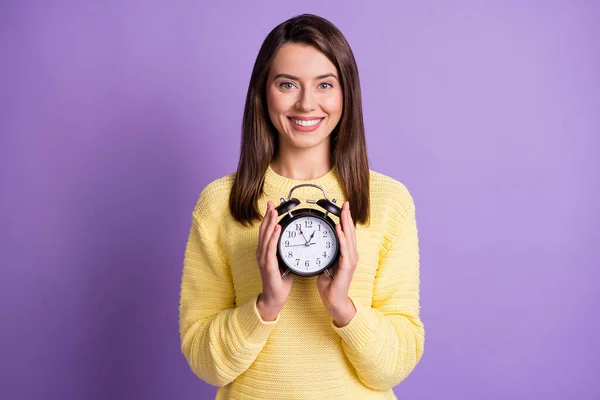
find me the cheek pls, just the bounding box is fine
[267,88,293,115]
[266,89,277,115]
[321,91,343,117]
[266,89,284,129]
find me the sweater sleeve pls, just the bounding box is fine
[330,191,425,391]
[179,197,280,387]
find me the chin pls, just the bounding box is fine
[286,132,330,149]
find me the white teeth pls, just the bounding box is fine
[291,118,322,127]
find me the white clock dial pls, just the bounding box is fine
[279,215,338,274]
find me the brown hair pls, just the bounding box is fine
[229,14,370,226]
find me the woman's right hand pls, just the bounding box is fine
[255,201,293,321]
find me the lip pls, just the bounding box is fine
[288,116,325,120]
[287,116,324,132]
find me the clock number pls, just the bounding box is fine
[295,223,301,231]
[287,251,293,258]
[305,260,310,267]
[326,242,331,249]
[284,240,290,247]
[323,230,328,238]
[295,259,300,266]
[318,224,321,231]
[288,231,297,238]
[322,251,327,258]
[304,220,313,228]
[316,258,321,266]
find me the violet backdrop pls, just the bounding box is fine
[1,1,598,399]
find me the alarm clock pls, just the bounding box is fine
[274,183,342,278]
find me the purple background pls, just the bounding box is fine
[1,1,598,399]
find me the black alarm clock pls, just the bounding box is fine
[274,183,342,278]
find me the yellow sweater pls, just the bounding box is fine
[179,165,424,400]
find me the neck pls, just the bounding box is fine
[271,143,332,180]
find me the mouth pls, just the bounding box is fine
[287,117,325,132]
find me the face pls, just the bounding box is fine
[266,42,343,152]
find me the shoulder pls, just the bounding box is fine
[366,170,417,241]
[193,172,236,221]
[368,169,415,214]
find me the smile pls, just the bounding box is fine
[291,118,322,126]
[288,117,324,132]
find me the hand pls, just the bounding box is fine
[316,201,358,327]
[256,201,293,321]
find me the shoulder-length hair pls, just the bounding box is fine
[229,13,370,226]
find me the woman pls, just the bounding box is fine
[179,14,424,400]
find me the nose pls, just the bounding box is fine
[295,88,316,112]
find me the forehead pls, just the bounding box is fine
[269,42,338,78]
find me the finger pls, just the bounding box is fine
[332,231,355,291]
[336,223,348,259]
[346,201,354,230]
[337,226,355,277]
[266,224,282,268]
[257,204,273,264]
[342,204,356,259]
[342,201,352,233]
[258,201,273,247]
[344,202,357,255]
[345,202,354,232]
[265,225,283,283]
[264,208,279,244]
[346,201,354,226]
[338,202,346,232]
[341,201,350,236]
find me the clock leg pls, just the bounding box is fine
[281,268,291,278]
[324,268,332,280]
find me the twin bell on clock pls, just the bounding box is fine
[274,183,341,279]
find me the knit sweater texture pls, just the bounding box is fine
[179,165,424,399]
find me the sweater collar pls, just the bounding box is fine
[263,164,341,199]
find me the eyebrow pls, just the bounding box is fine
[273,73,339,82]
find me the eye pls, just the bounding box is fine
[279,81,295,90]
[318,82,333,89]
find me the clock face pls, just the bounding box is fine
[278,214,338,275]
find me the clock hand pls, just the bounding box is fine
[288,243,316,247]
[306,230,316,245]
[299,227,310,244]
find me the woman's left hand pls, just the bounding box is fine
[316,201,358,327]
